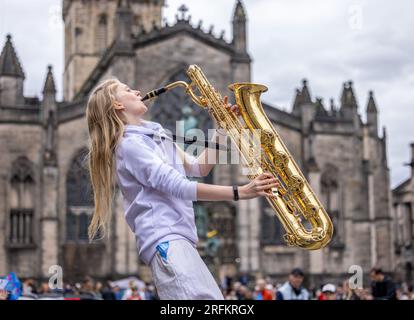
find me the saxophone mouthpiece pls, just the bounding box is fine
[141,87,168,102]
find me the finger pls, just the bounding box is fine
[256,178,278,186]
[231,105,241,115]
[260,182,279,190]
[258,191,277,198]
[258,183,279,191]
[258,172,273,180]
[257,180,280,189]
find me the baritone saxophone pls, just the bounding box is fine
[142,65,333,250]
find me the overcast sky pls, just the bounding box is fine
[0,0,413,188]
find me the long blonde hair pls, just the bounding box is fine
[85,78,125,241]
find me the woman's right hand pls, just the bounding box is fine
[239,172,280,200]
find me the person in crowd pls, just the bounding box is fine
[122,280,137,300]
[254,279,274,300]
[321,283,337,300]
[94,281,103,299]
[37,282,51,295]
[101,281,116,300]
[224,288,238,300]
[276,268,309,300]
[341,279,360,300]
[144,283,157,300]
[113,285,123,300]
[22,279,37,295]
[80,276,98,298]
[126,286,142,300]
[335,283,344,300]
[370,268,397,300]
[0,289,8,300]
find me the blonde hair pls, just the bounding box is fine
[86,78,125,241]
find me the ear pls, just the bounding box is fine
[113,101,125,110]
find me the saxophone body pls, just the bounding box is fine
[143,65,334,250]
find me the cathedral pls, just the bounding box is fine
[0,0,394,287]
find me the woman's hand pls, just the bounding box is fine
[208,96,241,119]
[223,95,241,116]
[239,172,280,200]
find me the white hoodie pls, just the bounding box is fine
[115,120,202,265]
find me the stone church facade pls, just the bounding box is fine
[0,0,394,287]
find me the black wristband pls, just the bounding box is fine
[233,185,239,201]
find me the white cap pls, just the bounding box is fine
[322,284,336,293]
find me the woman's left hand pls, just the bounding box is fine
[223,96,241,117]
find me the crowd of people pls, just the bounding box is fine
[221,267,414,300]
[2,267,414,300]
[15,276,158,300]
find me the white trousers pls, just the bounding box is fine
[150,239,225,300]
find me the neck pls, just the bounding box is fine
[126,117,143,126]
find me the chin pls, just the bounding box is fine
[138,109,147,118]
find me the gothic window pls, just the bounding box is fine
[321,164,343,246]
[74,27,83,52]
[260,197,284,245]
[66,148,94,243]
[9,157,35,246]
[96,14,108,53]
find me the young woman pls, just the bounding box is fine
[86,78,279,300]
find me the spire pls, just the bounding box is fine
[340,81,357,108]
[409,143,414,177]
[301,79,312,104]
[0,34,25,79]
[234,0,246,21]
[292,80,313,115]
[330,98,337,115]
[367,90,377,113]
[232,0,248,56]
[366,90,378,136]
[339,81,359,120]
[293,89,302,108]
[43,65,56,96]
[315,98,328,117]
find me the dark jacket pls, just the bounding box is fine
[371,275,397,300]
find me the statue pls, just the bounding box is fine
[194,203,208,240]
[177,105,198,149]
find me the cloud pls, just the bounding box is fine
[0,0,412,187]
